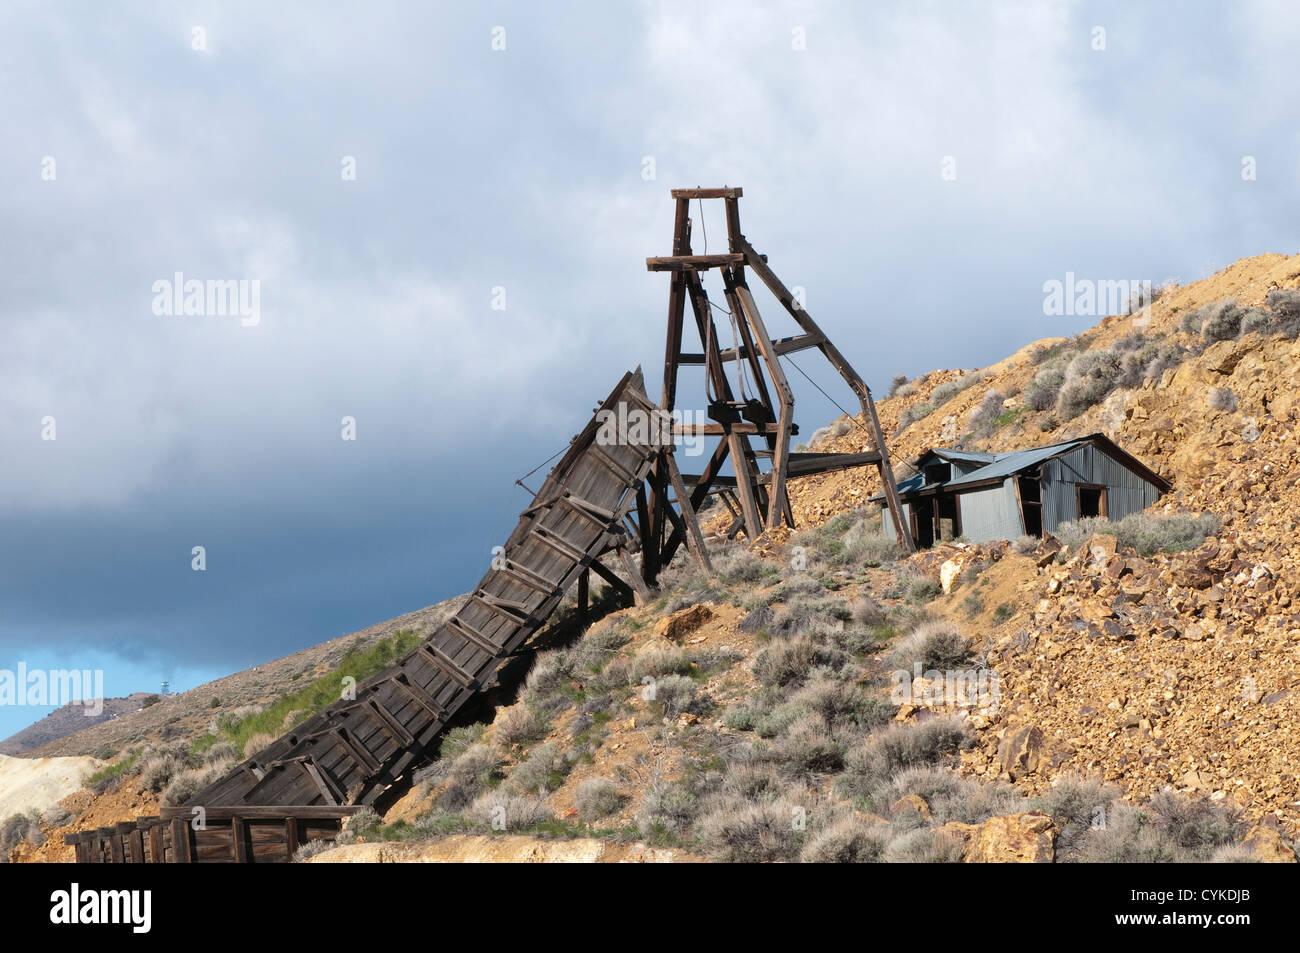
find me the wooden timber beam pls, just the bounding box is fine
[678,332,825,365]
[670,421,795,437]
[735,235,916,553]
[727,269,795,528]
[786,450,884,477]
[647,253,746,272]
[663,447,713,575]
[671,187,742,199]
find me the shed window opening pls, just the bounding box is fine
[1077,485,1107,519]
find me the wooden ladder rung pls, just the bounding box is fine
[530,526,590,563]
[500,561,560,596]
[419,643,478,690]
[471,590,532,625]
[588,444,640,484]
[330,727,381,774]
[388,673,448,720]
[447,615,504,655]
[559,493,617,525]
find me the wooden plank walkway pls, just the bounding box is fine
[71,370,663,862]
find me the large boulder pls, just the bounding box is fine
[996,723,1048,780]
[654,603,713,642]
[1241,825,1298,863]
[934,811,1057,863]
[967,811,1056,863]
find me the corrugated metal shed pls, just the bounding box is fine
[871,432,1169,546]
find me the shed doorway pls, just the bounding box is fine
[1018,477,1043,536]
[911,499,934,548]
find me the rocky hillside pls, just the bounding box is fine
[9,253,1300,864]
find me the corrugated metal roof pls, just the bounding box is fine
[895,472,927,494]
[943,439,1086,488]
[927,448,997,464]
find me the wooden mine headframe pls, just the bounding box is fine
[637,186,915,586]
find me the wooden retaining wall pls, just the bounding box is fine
[66,806,362,864]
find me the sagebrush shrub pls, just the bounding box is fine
[839,717,972,802]
[1031,775,1119,860]
[931,371,987,406]
[1053,511,1219,556]
[138,754,181,794]
[1265,289,1300,337]
[630,646,693,683]
[766,714,847,776]
[886,620,972,672]
[468,793,553,831]
[507,741,568,795]
[494,706,550,750]
[574,778,624,822]
[895,402,934,433]
[1056,350,1121,419]
[1024,364,1066,412]
[652,673,699,718]
[291,839,334,863]
[751,638,848,687]
[437,744,502,810]
[882,827,965,863]
[696,796,807,862]
[1199,298,1243,342]
[966,389,1006,433]
[799,815,887,863]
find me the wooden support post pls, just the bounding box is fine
[618,547,652,604]
[169,817,190,863]
[662,197,691,412]
[727,431,764,540]
[663,448,713,574]
[729,272,795,529]
[577,567,589,626]
[126,824,145,864]
[148,823,164,865]
[232,816,249,863]
[589,557,636,606]
[108,829,125,863]
[636,480,654,583]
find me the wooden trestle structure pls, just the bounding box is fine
[70,187,910,862]
[636,186,913,587]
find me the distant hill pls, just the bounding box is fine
[0,693,156,755]
[13,595,463,760]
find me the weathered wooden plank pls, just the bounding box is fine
[231,817,249,864]
[670,187,742,199]
[646,253,746,272]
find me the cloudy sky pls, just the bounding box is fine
[1,0,1296,738]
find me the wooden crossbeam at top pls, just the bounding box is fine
[670,187,742,199]
[647,253,750,272]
